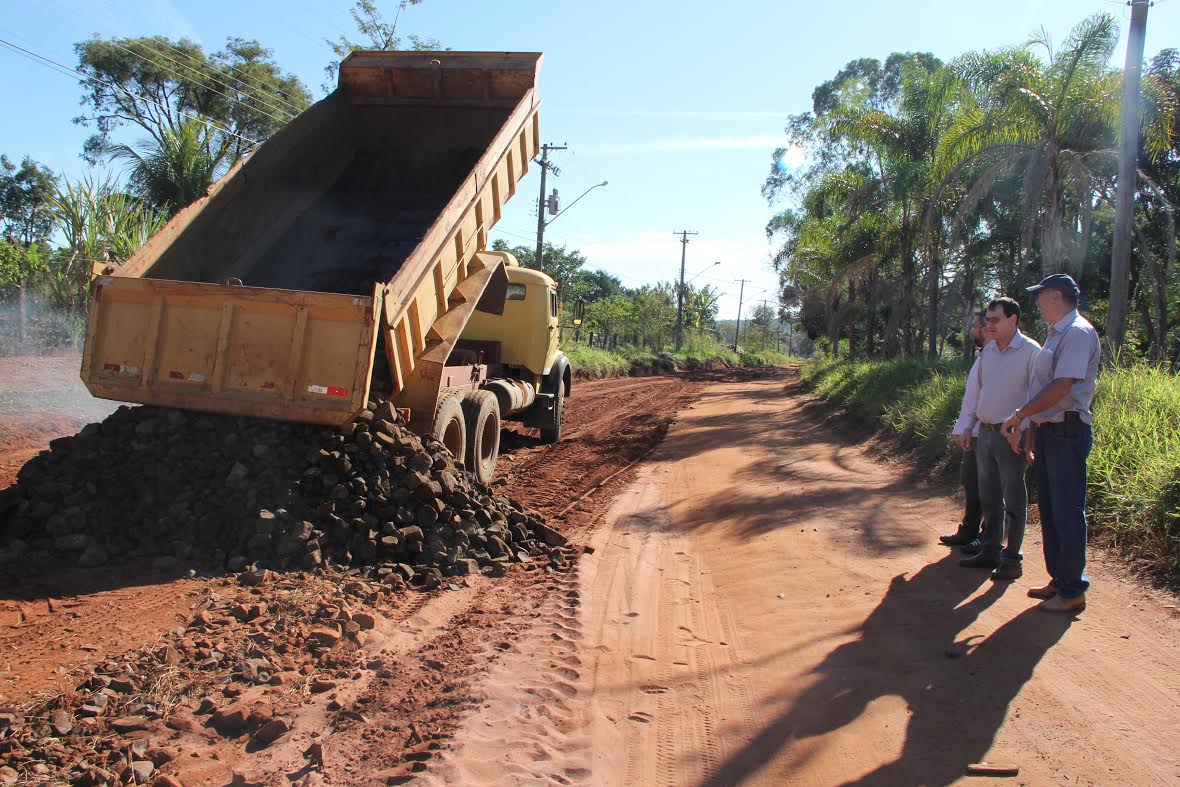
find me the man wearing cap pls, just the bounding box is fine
[1002,274,1100,613]
[940,309,989,551]
[956,297,1041,581]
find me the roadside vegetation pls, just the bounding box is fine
[802,357,1180,579]
[567,333,793,380]
[765,13,1178,368]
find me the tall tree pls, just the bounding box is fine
[1,155,58,342]
[324,0,440,87]
[0,155,58,245]
[935,14,1123,278]
[75,36,311,164]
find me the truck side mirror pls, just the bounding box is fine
[572,299,585,326]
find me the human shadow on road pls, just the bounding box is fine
[697,553,1072,787]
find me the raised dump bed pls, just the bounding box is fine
[82,51,545,430]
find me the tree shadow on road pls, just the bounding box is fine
[697,552,1072,787]
[653,375,933,555]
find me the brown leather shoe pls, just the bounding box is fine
[1027,582,1057,600]
[1037,593,1086,613]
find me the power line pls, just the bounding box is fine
[52,0,307,118]
[0,36,261,147]
[488,227,538,243]
[48,0,300,121]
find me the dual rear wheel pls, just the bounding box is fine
[430,390,501,485]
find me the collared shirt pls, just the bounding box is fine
[958,330,1042,432]
[1026,309,1101,425]
[952,358,982,437]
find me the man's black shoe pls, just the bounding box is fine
[959,552,1000,569]
[939,532,976,546]
[959,539,983,555]
[990,562,1023,581]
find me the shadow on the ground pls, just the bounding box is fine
[697,552,1071,786]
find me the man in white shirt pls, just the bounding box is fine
[941,310,988,549]
[957,297,1041,581]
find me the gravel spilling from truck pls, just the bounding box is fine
[0,400,569,583]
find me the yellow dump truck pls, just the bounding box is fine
[79,51,571,483]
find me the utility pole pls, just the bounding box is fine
[534,143,567,271]
[733,278,749,351]
[673,230,698,351]
[758,299,771,350]
[1106,0,1149,358]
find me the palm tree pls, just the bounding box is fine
[112,118,233,216]
[935,13,1122,279]
[48,173,166,314]
[833,61,968,357]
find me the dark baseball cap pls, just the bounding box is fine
[1026,273,1080,298]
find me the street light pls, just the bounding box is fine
[536,180,607,271]
[685,260,721,286]
[544,180,608,228]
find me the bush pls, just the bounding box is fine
[802,357,1180,579]
[565,332,796,380]
[565,345,631,379]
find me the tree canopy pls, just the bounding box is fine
[75,35,311,164]
[766,12,1179,366]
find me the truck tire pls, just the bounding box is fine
[540,386,564,444]
[432,394,467,468]
[462,390,501,484]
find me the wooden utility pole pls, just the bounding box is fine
[673,230,698,351]
[733,278,749,351]
[1106,0,1149,358]
[534,143,566,270]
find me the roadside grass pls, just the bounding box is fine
[564,345,632,379]
[566,334,794,380]
[802,357,1180,580]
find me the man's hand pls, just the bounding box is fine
[955,432,974,452]
[1001,415,1021,439]
[1005,425,1023,455]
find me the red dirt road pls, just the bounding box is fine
[428,369,1180,786]
[0,365,705,783]
[4,364,1179,785]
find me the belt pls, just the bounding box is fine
[980,422,1005,432]
[1038,412,1088,435]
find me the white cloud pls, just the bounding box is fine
[569,230,781,319]
[559,109,786,119]
[583,136,804,157]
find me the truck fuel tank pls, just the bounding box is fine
[482,378,536,416]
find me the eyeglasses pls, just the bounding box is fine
[984,316,1008,325]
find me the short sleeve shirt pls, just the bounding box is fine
[1026,310,1101,425]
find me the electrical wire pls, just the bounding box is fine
[42,0,302,122]
[51,0,307,118]
[0,36,261,147]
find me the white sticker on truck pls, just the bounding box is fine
[307,384,328,395]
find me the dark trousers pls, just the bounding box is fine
[958,447,983,538]
[1034,423,1092,598]
[976,428,1028,562]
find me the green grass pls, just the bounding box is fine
[802,357,1180,579]
[566,333,795,380]
[565,345,632,379]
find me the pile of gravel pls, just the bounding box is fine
[0,400,566,583]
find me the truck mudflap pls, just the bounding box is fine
[80,276,381,427]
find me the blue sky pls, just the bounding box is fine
[2,0,1176,318]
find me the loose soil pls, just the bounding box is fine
[0,361,705,784]
[4,362,1178,785]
